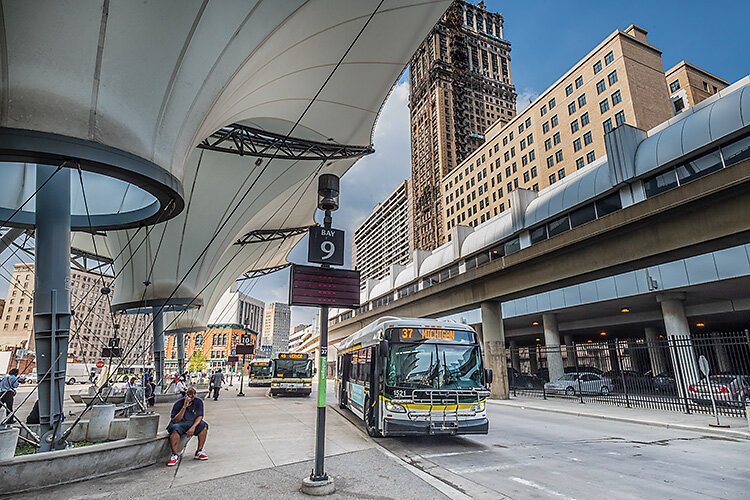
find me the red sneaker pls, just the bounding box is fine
[167,454,179,466]
[194,450,208,461]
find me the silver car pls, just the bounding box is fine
[544,373,611,396]
[689,375,750,407]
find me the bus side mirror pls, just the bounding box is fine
[485,368,494,385]
[379,341,389,358]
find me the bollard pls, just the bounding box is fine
[126,413,160,440]
[0,426,20,460]
[87,404,115,441]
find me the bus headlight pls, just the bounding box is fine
[471,402,485,412]
[385,401,406,413]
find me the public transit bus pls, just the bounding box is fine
[270,352,313,397]
[248,358,273,387]
[336,317,491,437]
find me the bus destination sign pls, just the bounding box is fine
[279,352,307,359]
[289,264,360,308]
[389,327,475,344]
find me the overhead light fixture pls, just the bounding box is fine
[535,338,541,342]
[695,322,705,328]
[586,339,593,343]
[599,331,607,336]
[620,307,630,313]
[532,321,540,326]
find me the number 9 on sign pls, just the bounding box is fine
[320,241,335,260]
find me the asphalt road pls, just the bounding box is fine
[335,402,750,499]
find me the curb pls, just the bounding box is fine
[488,400,750,440]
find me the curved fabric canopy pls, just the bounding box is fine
[103,0,449,319]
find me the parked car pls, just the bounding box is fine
[536,366,604,382]
[603,370,654,393]
[689,375,750,407]
[653,372,677,394]
[544,373,611,396]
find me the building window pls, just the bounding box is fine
[578,94,587,108]
[603,118,613,134]
[519,123,525,133]
[575,75,584,88]
[599,99,610,113]
[542,121,550,133]
[557,168,566,180]
[586,151,596,163]
[503,136,508,146]
[529,150,535,161]
[504,151,510,162]
[520,139,526,150]
[580,112,590,126]
[565,84,574,96]
[593,60,602,74]
[541,105,547,116]
[525,117,532,128]
[669,80,680,93]
[527,133,534,145]
[522,154,528,166]
[571,120,579,133]
[615,110,626,126]
[573,138,582,152]
[604,51,614,65]
[523,171,530,182]
[549,97,556,109]
[673,97,685,113]
[576,157,585,170]
[546,155,554,168]
[553,132,561,145]
[551,115,558,128]
[549,173,557,184]
[544,138,552,151]
[568,102,576,115]
[607,70,618,86]
[596,79,606,94]
[530,166,537,178]
[555,150,563,162]
[611,89,622,106]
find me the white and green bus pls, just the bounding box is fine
[270,352,313,396]
[336,317,491,437]
[248,358,273,387]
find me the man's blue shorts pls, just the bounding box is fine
[166,420,208,436]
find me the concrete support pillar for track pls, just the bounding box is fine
[564,335,577,368]
[152,310,165,391]
[644,327,668,376]
[542,313,564,382]
[481,301,508,399]
[710,332,732,373]
[627,339,643,373]
[33,165,71,452]
[87,404,115,441]
[176,331,186,375]
[529,346,538,374]
[509,340,521,374]
[657,293,699,395]
[126,413,159,439]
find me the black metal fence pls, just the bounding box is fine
[506,331,750,418]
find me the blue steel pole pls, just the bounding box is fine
[153,309,165,392]
[34,164,71,451]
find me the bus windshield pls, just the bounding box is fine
[250,364,272,377]
[386,342,484,390]
[275,359,313,378]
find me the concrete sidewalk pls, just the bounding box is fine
[11,385,451,499]
[489,395,750,440]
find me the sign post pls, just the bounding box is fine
[699,355,729,428]
[293,174,359,496]
[236,337,253,398]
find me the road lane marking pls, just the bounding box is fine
[421,449,489,459]
[510,477,577,500]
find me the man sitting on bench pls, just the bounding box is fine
[166,387,208,466]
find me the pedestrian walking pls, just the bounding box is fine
[209,369,225,400]
[0,368,20,424]
[145,376,156,407]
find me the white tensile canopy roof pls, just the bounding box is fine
[87,0,450,323]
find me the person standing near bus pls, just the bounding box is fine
[209,369,225,400]
[0,368,20,424]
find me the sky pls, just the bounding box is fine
[2,1,749,329]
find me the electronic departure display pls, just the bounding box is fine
[278,352,308,359]
[388,327,476,344]
[289,264,360,308]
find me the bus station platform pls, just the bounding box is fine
[12,384,453,499]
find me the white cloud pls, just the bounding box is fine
[516,87,540,112]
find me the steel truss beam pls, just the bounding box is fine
[235,226,314,246]
[198,123,374,161]
[236,263,291,281]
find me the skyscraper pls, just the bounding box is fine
[409,0,516,251]
[208,287,265,334]
[261,302,291,356]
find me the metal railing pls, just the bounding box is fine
[506,331,750,418]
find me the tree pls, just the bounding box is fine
[187,351,208,373]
